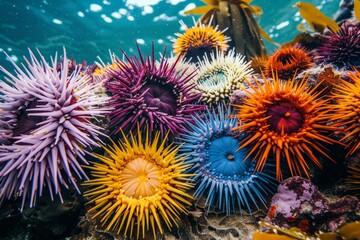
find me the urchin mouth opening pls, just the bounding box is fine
[226,153,235,161]
[139,79,178,116]
[278,53,295,65]
[198,71,228,91]
[120,157,161,198]
[13,100,46,138]
[266,101,304,134]
[185,41,214,63]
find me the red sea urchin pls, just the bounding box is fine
[314,22,360,69]
[0,49,110,209]
[266,45,312,80]
[232,73,337,180]
[105,44,204,138]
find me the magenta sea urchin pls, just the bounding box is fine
[0,49,110,209]
[105,44,204,138]
[314,22,360,69]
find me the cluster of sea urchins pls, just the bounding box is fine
[0,49,111,209]
[105,45,204,139]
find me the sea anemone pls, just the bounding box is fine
[314,22,360,69]
[83,129,193,239]
[0,49,110,209]
[178,104,277,215]
[172,18,230,63]
[232,73,337,180]
[105,44,204,139]
[331,68,360,156]
[192,49,253,105]
[266,45,313,80]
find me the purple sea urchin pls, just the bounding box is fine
[105,44,204,138]
[178,104,277,215]
[314,22,360,69]
[0,49,110,209]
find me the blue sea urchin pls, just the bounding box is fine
[105,44,204,139]
[84,129,193,239]
[178,104,276,215]
[0,49,110,209]
[192,49,253,104]
[314,22,360,69]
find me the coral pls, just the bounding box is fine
[232,74,337,180]
[266,176,360,233]
[105,44,204,139]
[265,45,313,80]
[314,22,360,69]
[172,18,229,63]
[192,49,253,104]
[178,104,277,215]
[332,69,360,156]
[0,49,110,209]
[83,129,193,239]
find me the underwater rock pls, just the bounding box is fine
[267,176,360,233]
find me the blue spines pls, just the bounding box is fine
[178,103,278,215]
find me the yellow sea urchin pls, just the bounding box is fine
[84,130,193,239]
[172,18,230,63]
[232,73,337,180]
[193,49,253,104]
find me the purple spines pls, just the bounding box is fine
[0,48,111,210]
[105,44,204,139]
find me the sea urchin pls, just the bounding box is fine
[233,73,337,180]
[172,18,230,63]
[332,68,360,156]
[0,49,110,209]
[266,45,312,80]
[84,129,193,239]
[192,49,253,104]
[178,104,276,215]
[105,44,203,139]
[314,22,360,69]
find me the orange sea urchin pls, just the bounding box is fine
[173,18,229,63]
[232,74,337,180]
[266,45,312,80]
[84,129,193,239]
[332,69,360,156]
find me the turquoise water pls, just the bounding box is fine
[0,0,339,70]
